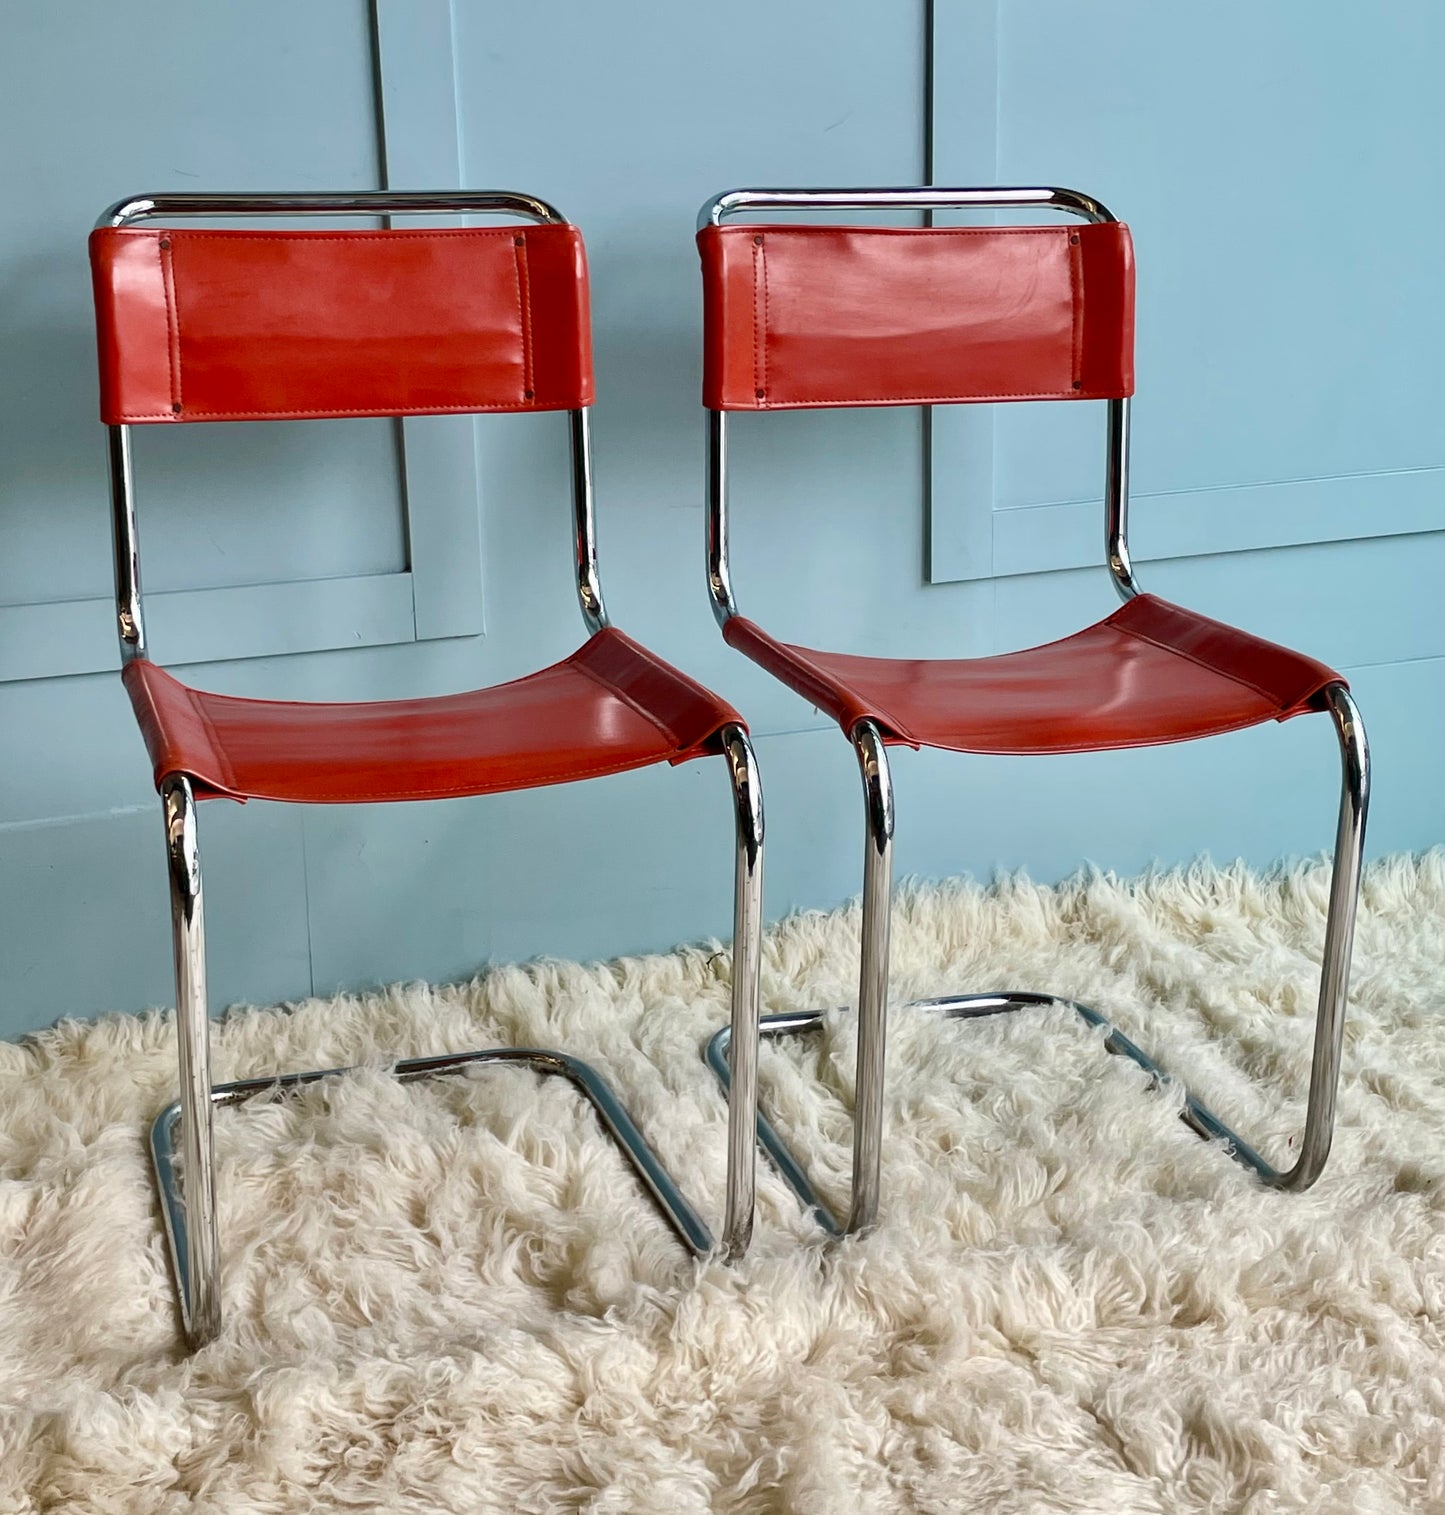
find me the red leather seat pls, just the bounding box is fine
[123,628,741,805]
[723,592,1340,755]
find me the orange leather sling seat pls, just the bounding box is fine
[700,219,1347,748]
[123,630,741,805]
[722,594,1340,756]
[91,221,744,806]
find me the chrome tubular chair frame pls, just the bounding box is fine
[699,186,1370,1234]
[106,192,764,1346]
[151,1045,718,1324]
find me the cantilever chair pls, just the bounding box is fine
[88,189,764,1349]
[695,185,1370,1236]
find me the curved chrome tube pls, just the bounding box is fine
[152,1041,716,1347]
[848,721,895,1232]
[1275,681,1370,1189]
[159,773,219,1347]
[569,409,609,634]
[100,188,567,229]
[699,184,1116,232]
[1105,398,1140,600]
[706,988,1282,1235]
[706,690,1370,1227]
[107,425,146,660]
[706,411,737,625]
[719,723,765,1258]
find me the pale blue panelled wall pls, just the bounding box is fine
[1,0,1441,1036]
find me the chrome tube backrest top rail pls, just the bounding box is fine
[99,189,568,230]
[100,189,607,662]
[700,185,1136,624]
[697,184,1117,232]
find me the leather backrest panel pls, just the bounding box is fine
[698,222,1134,410]
[90,224,594,423]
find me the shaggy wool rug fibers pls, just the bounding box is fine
[2,856,1445,1513]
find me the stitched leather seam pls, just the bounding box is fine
[180,686,240,792]
[627,637,725,709]
[1068,232,1083,389]
[164,749,709,805]
[760,239,769,403]
[127,229,553,243]
[116,401,559,420]
[336,754,704,800]
[729,388,1108,407]
[569,646,699,747]
[513,234,534,401]
[574,635,742,748]
[612,634,740,728]
[729,626,919,745]
[322,753,684,798]
[1110,617,1307,709]
[753,237,766,402]
[920,704,1323,758]
[159,239,182,412]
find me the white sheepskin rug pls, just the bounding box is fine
[3,856,1445,1513]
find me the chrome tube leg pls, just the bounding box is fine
[161,774,221,1347]
[704,694,1370,1222]
[1277,683,1370,1189]
[150,1041,718,1337]
[720,724,764,1259]
[848,721,894,1233]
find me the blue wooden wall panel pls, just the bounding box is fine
[929,0,1445,582]
[0,0,394,626]
[125,420,405,593]
[2,0,1442,1037]
[0,0,488,687]
[0,802,311,1022]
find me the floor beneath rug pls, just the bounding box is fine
[2,856,1444,1512]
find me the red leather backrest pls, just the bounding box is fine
[698,222,1134,410]
[89,224,594,423]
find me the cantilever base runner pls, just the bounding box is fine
[706,992,1281,1237]
[151,1047,714,1341]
